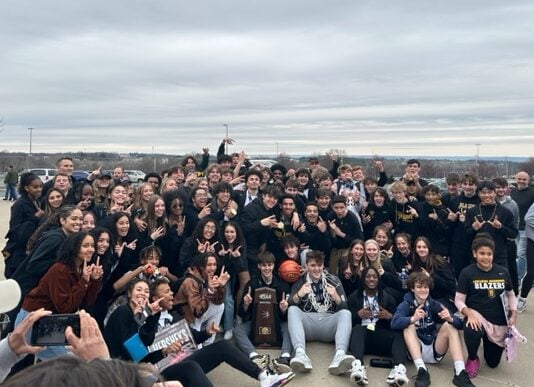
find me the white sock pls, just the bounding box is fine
[454,361,465,376]
[281,352,291,358]
[414,358,426,370]
[249,351,259,358]
[335,349,345,357]
[296,347,306,355]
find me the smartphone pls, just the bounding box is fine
[30,314,80,346]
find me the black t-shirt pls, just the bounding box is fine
[457,263,511,325]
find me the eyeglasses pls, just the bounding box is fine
[171,203,183,209]
[204,225,217,231]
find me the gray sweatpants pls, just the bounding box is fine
[288,306,352,353]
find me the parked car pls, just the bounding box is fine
[25,168,56,183]
[72,170,90,184]
[124,170,146,183]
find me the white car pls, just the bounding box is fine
[25,168,56,183]
[124,170,146,183]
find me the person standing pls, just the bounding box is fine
[510,171,534,281]
[3,165,18,201]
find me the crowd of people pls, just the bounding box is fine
[1,137,533,387]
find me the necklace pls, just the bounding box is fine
[478,203,497,222]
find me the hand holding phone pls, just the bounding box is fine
[30,314,80,346]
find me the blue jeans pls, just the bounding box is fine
[4,183,18,200]
[223,282,235,332]
[517,231,527,280]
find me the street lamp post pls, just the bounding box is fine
[475,143,481,177]
[28,127,34,156]
[223,124,229,154]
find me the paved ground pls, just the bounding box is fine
[0,197,532,386]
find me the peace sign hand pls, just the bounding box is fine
[217,266,230,287]
[230,245,242,258]
[81,259,93,282]
[90,257,104,281]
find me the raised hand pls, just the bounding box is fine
[297,282,312,298]
[90,257,104,281]
[149,297,164,314]
[488,215,502,229]
[217,266,230,287]
[317,216,327,232]
[82,258,92,282]
[447,208,458,222]
[114,241,126,257]
[472,216,484,231]
[437,305,452,322]
[151,226,166,241]
[279,292,289,312]
[196,239,209,253]
[411,304,426,323]
[230,245,242,258]
[243,287,253,307]
[261,215,278,228]
[125,239,137,251]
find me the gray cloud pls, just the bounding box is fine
[1,0,533,157]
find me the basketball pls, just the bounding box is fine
[278,260,302,283]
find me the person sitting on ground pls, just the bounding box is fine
[173,252,228,345]
[234,251,292,374]
[391,272,474,387]
[287,250,355,375]
[347,266,409,386]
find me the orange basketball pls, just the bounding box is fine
[278,260,302,283]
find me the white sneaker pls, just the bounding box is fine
[329,352,356,375]
[224,330,234,340]
[259,371,295,387]
[387,364,409,386]
[290,351,312,373]
[517,297,527,313]
[349,359,368,385]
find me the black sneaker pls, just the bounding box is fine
[453,370,476,387]
[414,367,430,387]
[273,357,292,374]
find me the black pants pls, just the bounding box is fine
[520,239,534,298]
[463,324,504,368]
[189,340,260,379]
[506,240,519,295]
[349,325,408,366]
[162,360,213,387]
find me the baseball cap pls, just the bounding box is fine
[98,170,112,179]
[0,279,21,313]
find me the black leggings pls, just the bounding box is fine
[463,324,504,368]
[506,240,519,295]
[162,360,213,387]
[349,325,408,366]
[520,239,534,298]
[188,340,261,379]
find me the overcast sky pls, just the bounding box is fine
[1,0,533,158]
